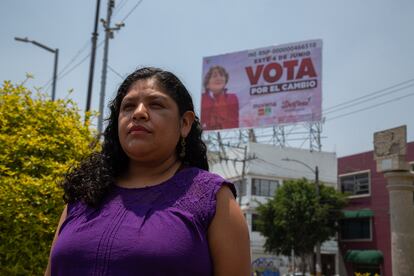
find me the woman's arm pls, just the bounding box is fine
[44,205,68,276]
[208,186,251,276]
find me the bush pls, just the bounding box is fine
[0,82,99,275]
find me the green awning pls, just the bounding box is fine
[342,209,374,218]
[345,250,383,265]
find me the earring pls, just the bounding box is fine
[179,137,186,158]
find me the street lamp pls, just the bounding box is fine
[282,157,322,276]
[14,37,59,101]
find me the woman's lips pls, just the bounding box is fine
[128,125,150,134]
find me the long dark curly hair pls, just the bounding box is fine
[62,67,209,206]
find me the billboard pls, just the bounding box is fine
[200,39,322,131]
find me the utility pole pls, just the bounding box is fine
[51,48,59,101]
[217,132,227,160]
[219,144,255,205]
[315,165,322,276]
[98,0,125,134]
[248,128,256,142]
[239,145,248,205]
[85,0,102,115]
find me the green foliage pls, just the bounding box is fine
[0,81,99,275]
[256,178,347,257]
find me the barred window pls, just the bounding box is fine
[340,172,370,196]
[252,178,279,197]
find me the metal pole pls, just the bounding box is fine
[14,37,59,101]
[51,48,59,101]
[98,0,114,134]
[315,165,322,276]
[239,145,248,205]
[86,0,101,114]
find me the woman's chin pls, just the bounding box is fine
[211,89,225,95]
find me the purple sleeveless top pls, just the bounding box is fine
[51,167,236,276]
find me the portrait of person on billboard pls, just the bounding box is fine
[201,66,239,131]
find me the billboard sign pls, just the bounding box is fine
[200,39,322,131]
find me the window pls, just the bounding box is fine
[234,180,246,196]
[340,171,370,196]
[252,214,260,232]
[252,178,280,197]
[410,162,414,172]
[340,218,371,240]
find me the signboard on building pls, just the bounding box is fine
[200,39,322,131]
[374,125,408,172]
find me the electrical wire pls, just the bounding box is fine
[113,0,129,17]
[252,158,338,183]
[58,53,91,81]
[120,0,144,22]
[41,40,91,91]
[325,89,414,122]
[108,64,124,79]
[324,78,414,112]
[40,1,144,94]
[43,40,103,93]
[323,82,414,115]
[57,40,105,82]
[58,40,91,78]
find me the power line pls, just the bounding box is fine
[59,40,91,78]
[120,0,144,22]
[108,64,124,79]
[40,0,144,98]
[326,90,414,122]
[323,81,414,115]
[50,40,104,88]
[41,40,91,90]
[324,77,414,112]
[55,40,105,83]
[58,53,91,81]
[252,158,337,183]
[112,0,129,17]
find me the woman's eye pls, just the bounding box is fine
[121,103,135,111]
[150,102,164,108]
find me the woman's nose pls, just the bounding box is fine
[132,103,149,121]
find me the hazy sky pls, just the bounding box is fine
[1,0,413,157]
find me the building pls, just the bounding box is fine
[337,141,414,276]
[209,142,338,275]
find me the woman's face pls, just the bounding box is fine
[206,69,227,95]
[117,78,193,164]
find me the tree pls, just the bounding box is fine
[0,82,99,275]
[256,178,347,272]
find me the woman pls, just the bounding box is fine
[201,66,239,130]
[45,67,250,275]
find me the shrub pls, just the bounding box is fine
[0,82,99,275]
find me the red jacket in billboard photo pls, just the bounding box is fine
[201,91,239,131]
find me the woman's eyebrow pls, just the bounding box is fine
[120,97,133,104]
[122,93,168,103]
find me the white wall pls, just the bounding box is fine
[210,142,338,186]
[209,142,339,272]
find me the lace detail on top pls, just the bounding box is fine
[65,168,236,233]
[169,168,236,231]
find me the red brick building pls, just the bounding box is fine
[337,141,414,276]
